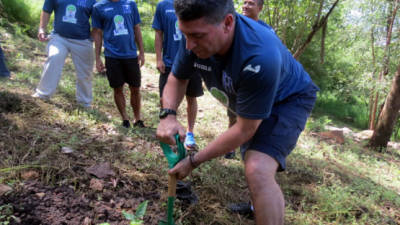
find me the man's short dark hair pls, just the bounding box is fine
[174,0,235,24]
[257,0,264,7]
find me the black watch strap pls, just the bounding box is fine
[159,108,177,119]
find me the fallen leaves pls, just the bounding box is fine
[0,184,12,196]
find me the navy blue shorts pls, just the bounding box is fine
[240,83,318,171]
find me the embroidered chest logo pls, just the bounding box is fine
[62,4,77,24]
[123,4,131,14]
[173,21,182,41]
[243,64,261,73]
[193,62,212,72]
[77,0,87,7]
[113,15,128,36]
[222,71,236,95]
[104,7,113,12]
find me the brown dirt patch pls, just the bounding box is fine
[0,176,163,225]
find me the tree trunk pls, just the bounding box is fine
[265,0,272,26]
[316,0,325,23]
[369,64,400,149]
[320,21,327,64]
[368,27,376,129]
[369,0,399,130]
[293,0,340,59]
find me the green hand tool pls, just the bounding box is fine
[159,134,186,225]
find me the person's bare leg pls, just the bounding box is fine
[186,96,197,133]
[244,150,285,225]
[129,85,141,122]
[114,86,128,121]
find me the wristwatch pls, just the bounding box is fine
[159,108,177,119]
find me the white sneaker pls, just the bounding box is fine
[31,92,49,100]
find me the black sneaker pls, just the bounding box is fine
[224,151,236,159]
[176,181,198,205]
[133,120,145,128]
[122,120,130,128]
[228,202,254,219]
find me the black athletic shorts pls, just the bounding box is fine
[159,67,203,97]
[105,57,141,88]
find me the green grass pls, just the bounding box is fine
[141,27,155,53]
[1,0,43,37]
[313,91,370,129]
[1,15,400,225]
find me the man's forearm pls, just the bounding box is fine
[39,11,51,33]
[193,117,262,165]
[154,30,163,62]
[134,25,144,54]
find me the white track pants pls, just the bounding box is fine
[35,34,94,107]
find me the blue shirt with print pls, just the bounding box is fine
[172,14,317,120]
[92,0,141,59]
[152,0,182,67]
[43,0,96,40]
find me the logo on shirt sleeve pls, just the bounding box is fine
[173,21,182,41]
[243,64,261,73]
[113,15,128,36]
[62,4,77,24]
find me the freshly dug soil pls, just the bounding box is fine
[0,179,163,225]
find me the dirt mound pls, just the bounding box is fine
[0,91,37,114]
[0,178,163,225]
[0,113,11,127]
[0,91,23,113]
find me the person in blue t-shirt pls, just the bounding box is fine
[0,44,10,78]
[156,0,319,224]
[152,0,204,149]
[242,0,275,33]
[33,0,96,107]
[92,0,145,128]
[225,0,275,159]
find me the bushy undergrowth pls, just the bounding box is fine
[141,27,155,53]
[313,91,369,129]
[1,0,43,37]
[1,0,156,52]
[1,5,400,225]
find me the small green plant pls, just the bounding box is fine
[123,200,149,225]
[98,200,148,225]
[0,204,18,225]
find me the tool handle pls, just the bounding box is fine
[167,174,177,197]
[160,134,187,169]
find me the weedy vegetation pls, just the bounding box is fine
[0,1,400,225]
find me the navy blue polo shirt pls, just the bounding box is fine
[43,0,96,40]
[257,19,275,34]
[172,14,313,120]
[152,0,182,67]
[92,0,141,59]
